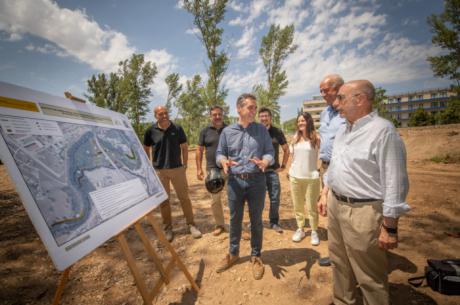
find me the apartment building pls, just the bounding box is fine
[303,95,326,128]
[384,88,455,127]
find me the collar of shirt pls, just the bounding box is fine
[346,111,377,133]
[209,123,226,130]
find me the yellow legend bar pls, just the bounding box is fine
[0,95,40,112]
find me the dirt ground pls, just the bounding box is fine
[1,124,460,305]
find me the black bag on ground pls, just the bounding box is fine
[408,259,460,295]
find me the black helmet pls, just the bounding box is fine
[205,169,225,194]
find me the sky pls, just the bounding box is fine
[0,0,452,122]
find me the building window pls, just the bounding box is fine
[431,102,438,108]
[397,105,401,110]
[418,95,423,100]
[431,93,438,98]
[440,91,448,97]
[440,101,446,107]
[409,95,414,101]
[418,103,423,109]
[397,97,401,103]
[409,104,414,110]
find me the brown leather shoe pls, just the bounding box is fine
[251,256,264,280]
[212,226,225,236]
[216,254,239,273]
[242,230,250,240]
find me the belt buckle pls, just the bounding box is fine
[346,197,352,204]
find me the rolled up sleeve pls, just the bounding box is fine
[261,127,274,165]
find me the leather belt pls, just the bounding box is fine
[332,190,378,204]
[230,172,263,180]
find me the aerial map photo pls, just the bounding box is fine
[0,117,162,246]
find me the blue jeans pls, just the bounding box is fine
[265,170,281,226]
[227,174,266,257]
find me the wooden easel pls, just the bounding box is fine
[52,212,200,305]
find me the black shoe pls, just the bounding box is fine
[319,257,331,267]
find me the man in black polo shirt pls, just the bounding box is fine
[196,105,227,236]
[143,106,202,242]
[258,107,289,233]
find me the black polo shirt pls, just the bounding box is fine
[143,121,187,169]
[267,125,287,170]
[198,124,227,169]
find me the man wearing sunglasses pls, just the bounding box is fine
[318,80,410,305]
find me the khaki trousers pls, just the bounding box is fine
[289,176,320,230]
[210,191,225,227]
[157,167,195,228]
[328,192,389,305]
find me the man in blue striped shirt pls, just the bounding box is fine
[215,93,274,280]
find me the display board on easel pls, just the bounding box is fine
[0,81,168,271]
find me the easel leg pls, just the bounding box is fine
[134,222,170,284]
[52,267,71,305]
[146,213,200,293]
[117,233,152,304]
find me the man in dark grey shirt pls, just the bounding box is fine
[196,105,227,236]
[215,93,274,280]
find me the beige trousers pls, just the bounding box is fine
[210,191,225,227]
[328,192,389,305]
[157,167,195,228]
[289,176,320,230]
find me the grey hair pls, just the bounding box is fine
[323,74,344,89]
[236,93,257,108]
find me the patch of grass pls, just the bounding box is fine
[430,152,460,164]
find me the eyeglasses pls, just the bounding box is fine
[336,93,363,102]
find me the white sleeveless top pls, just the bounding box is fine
[288,140,319,179]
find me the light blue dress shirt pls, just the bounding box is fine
[318,105,346,162]
[216,122,274,174]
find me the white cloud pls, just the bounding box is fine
[228,0,273,27]
[277,0,439,99]
[223,63,265,93]
[0,0,135,71]
[145,49,179,101]
[267,0,310,28]
[25,43,68,57]
[185,27,200,35]
[234,26,256,59]
[228,0,245,12]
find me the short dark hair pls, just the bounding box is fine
[258,107,272,117]
[236,93,257,108]
[209,105,224,114]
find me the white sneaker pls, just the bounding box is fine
[310,230,320,246]
[189,225,202,239]
[292,228,305,242]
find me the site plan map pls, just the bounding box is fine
[0,82,167,270]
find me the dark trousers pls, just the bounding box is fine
[227,174,266,257]
[265,170,281,226]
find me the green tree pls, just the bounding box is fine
[408,108,435,127]
[183,0,229,111]
[175,75,208,144]
[282,117,297,135]
[438,98,460,124]
[118,54,157,138]
[86,54,157,139]
[86,73,124,112]
[255,24,297,125]
[427,0,460,92]
[165,73,183,114]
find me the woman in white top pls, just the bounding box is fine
[289,112,321,245]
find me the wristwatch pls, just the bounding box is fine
[382,223,398,235]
